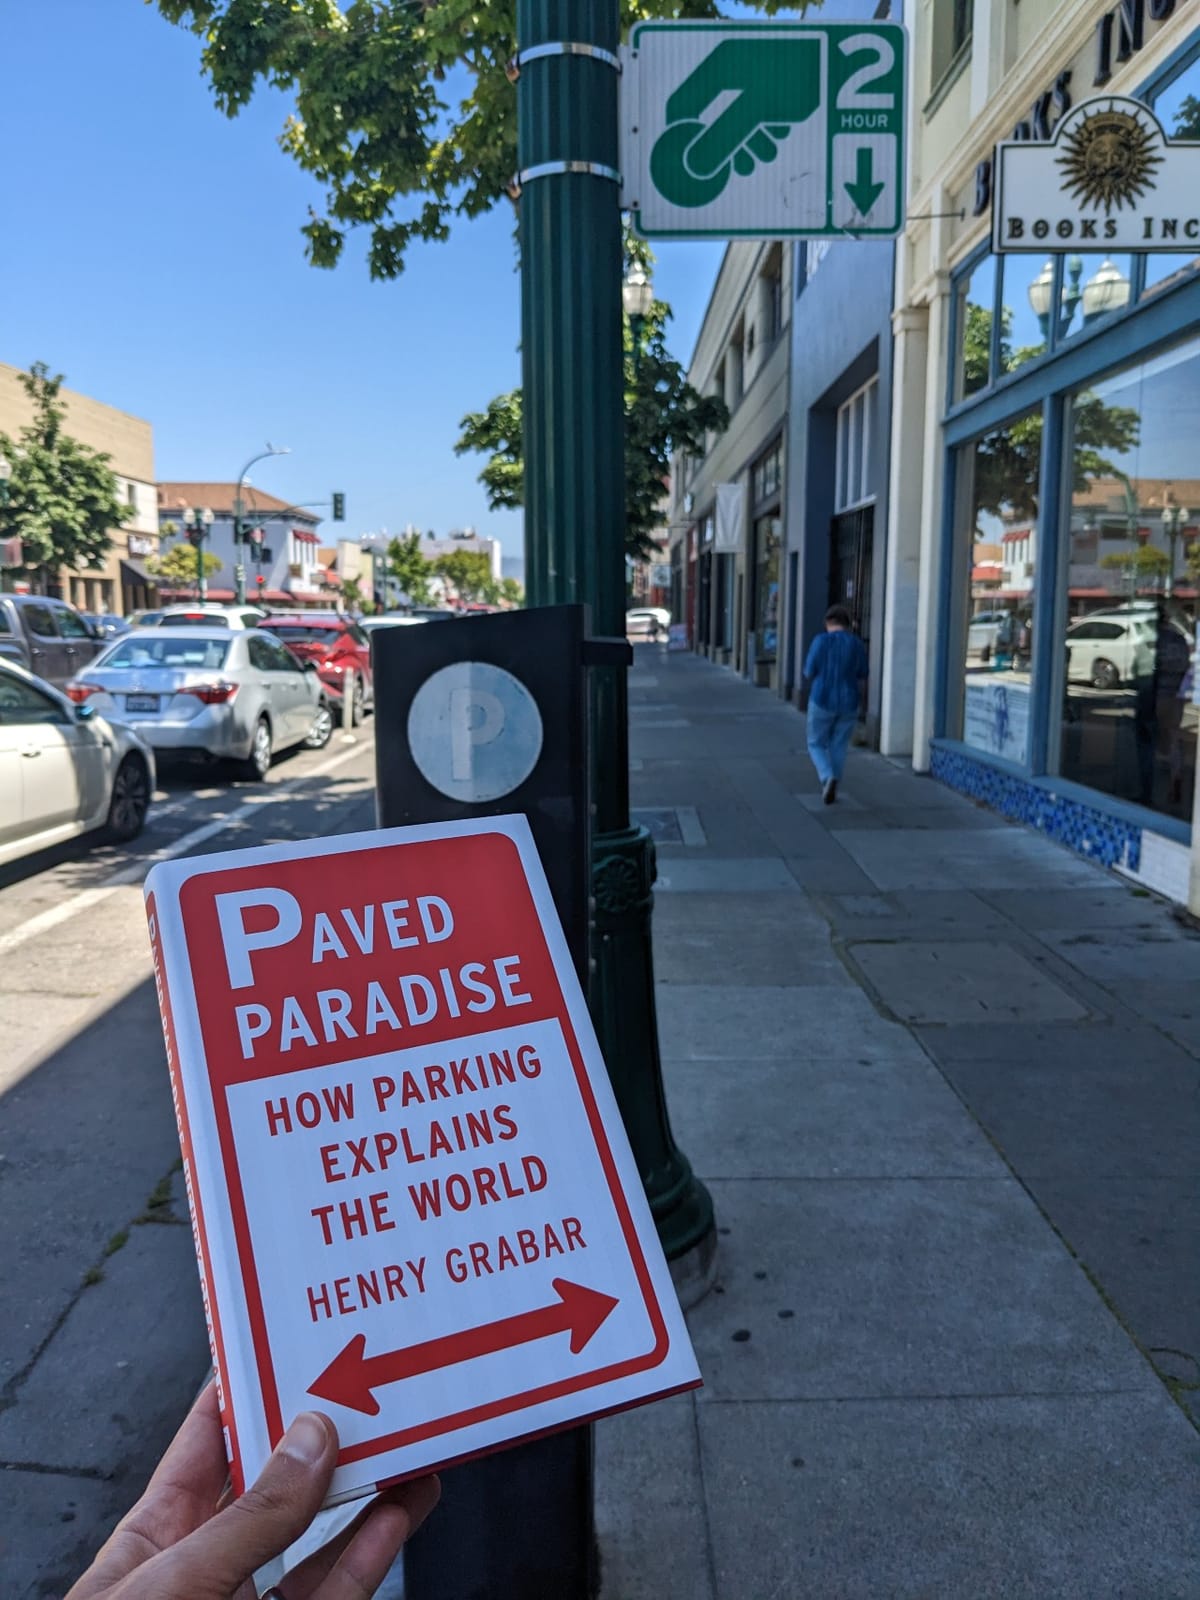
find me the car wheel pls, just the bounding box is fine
[351,675,365,726]
[1091,658,1120,690]
[305,700,334,750]
[104,755,150,842]
[240,716,273,781]
[980,643,991,664]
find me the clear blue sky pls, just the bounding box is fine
[0,2,729,557]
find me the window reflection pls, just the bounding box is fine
[1053,254,1134,338]
[955,257,996,400]
[999,257,1048,375]
[1060,338,1200,821]
[956,409,1042,764]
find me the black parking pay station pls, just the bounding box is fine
[372,603,627,1600]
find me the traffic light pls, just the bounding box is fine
[256,574,266,590]
[332,492,345,522]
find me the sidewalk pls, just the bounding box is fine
[595,648,1200,1599]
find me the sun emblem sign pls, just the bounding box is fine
[1056,102,1163,215]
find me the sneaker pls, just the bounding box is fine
[823,778,837,805]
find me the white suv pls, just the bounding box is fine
[148,605,267,631]
[1064,610,1160,689]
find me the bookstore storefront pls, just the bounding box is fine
[930,35,1200,895]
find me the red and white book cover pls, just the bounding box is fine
[144,814,700,1506]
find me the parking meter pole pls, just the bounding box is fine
[340,666,355,743]
[518,0,716,1284]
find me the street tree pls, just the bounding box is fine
[499,576,524,607]
[386,531,434,606]
[148,542,223,590]
[457,238,728,560]
[0,363,128,581]
[150,1,790,279]
[1100,546,1171,585]
[432,548,495,604]
[341,574,369,613]
[962,304,1140,523]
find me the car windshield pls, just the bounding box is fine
[100,637,231,670]
[262,625,338,643]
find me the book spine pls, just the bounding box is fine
[146,891,245,1493]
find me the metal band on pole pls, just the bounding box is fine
[509,40,621,76]
[515,159,622,185]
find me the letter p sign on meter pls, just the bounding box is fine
[407,662,544,802]
[621,19,907,239]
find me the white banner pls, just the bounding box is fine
[994,96,1200,254]
[714,482,744,553]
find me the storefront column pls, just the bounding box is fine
[879,303,929,758]
[911,271,954,771]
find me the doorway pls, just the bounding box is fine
[829,505,874,649]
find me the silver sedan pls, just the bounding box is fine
[66,627,333,779]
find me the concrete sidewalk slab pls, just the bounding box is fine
[849,940,1093,1025]
[687,1179,1156,1404]
[696,1391,1200,1600]
[656,984,927,1062]
[663,1056,999,1180]
[834,827,1104,890]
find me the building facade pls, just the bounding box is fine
[784,233,896,730]
[156,483,328,608]
[886,0,1200,900]
[668,240,793,688]
[0,363,158,615]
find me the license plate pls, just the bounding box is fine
[125,693,160,712]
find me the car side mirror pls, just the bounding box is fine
[75,702,96,722]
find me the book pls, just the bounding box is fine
[144,813,700,1506]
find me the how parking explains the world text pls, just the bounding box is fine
[144,816,698,1506]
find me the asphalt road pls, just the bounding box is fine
[0,725,382,1599]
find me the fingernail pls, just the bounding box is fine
[279,1412,328,1465]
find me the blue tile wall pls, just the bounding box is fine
[930,746,1142,873]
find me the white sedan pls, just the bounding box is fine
[0,658,154,867]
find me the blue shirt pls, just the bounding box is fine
[805,629,868,715]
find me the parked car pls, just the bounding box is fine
[359,613,430,631]
[407,607,459,621]
[127,609,165,628]
[966,609,1012,663]
[1065,609,1160,689]
[257,614,374,724]
[0,594,107,688]
[147,604,268,630]
[626,607,670,641]
[66,626,332,779]
[83,612,131,639]
[0,657,154,867]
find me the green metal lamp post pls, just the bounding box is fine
[232,444,290,604]
[517,0,716,1290]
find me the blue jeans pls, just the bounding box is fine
[806,702,857,785]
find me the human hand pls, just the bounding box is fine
[66,1383,440,1600]
[650,38,823,207]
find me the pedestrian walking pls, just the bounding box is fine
[802,604,868,804]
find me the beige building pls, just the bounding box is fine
[317,539,376,607]
[0,363,158,615]
[668,241,791,687]
[885,0,1200,902]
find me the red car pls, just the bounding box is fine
[257,614,373,724]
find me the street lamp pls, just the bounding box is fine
[1027,255,1082,341]
[183,507,215,600]
[233,443,290,603]
[1160,487,1190,600]
[622,264,653,374]
[1082,257,1131,324]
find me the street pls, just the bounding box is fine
[5,652,1200,1597]
[0,729,381,1598]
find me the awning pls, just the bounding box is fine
[121,557,156,586]
[293,529,321,546]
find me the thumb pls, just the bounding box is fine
[173,1411,337,1594]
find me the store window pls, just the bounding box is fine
[1051,254,1134,341]
[835,380,878,511]
[997,257,1048,377]
[954,256,996,400]
[952,409,1042,765]
[751,439,783,668]
[930,0,971,94]
[753,442,781,505]
[1058,336,1200,823]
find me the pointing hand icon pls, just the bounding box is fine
[651,39,823,209]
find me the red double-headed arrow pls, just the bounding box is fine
[308,1277,620,1416]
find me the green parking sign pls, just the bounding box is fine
[621,21,906,239]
